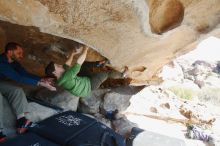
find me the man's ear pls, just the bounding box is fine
[52,70,56,75]
[7,50,13,56]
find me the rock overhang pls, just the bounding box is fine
[0,0,220,85]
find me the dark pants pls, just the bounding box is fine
[79,61,123,90]
[89,71,123,90]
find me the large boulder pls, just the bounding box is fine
[78,89,110,114]
[33,88,79,111]
[103,92,131,113]
[0,0,220,84]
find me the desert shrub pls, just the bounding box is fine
[169,86,194,100]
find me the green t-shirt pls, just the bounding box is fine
[57,63,91,98]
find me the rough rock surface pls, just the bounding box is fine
[79,86,141,115]
[103,92,131,112]
[33,88,79,111]
[124,85,220,146]
[149,0,184,34]
[112,116,137,137]
[78,89,110,114]
[0,0,220,84]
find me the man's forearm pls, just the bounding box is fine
[0,64,40,86]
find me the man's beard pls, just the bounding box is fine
[11,53,20,61]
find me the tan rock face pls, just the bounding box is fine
[0,0,219,85]
[181,0,220,33]
[149,0,184,34]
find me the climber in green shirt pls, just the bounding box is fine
[45,46,127,98]
[45,46,90,98]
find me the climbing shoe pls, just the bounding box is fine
[0,131,6,143]
[16,117,32,134]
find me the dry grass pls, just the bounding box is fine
[169,86,194,100]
